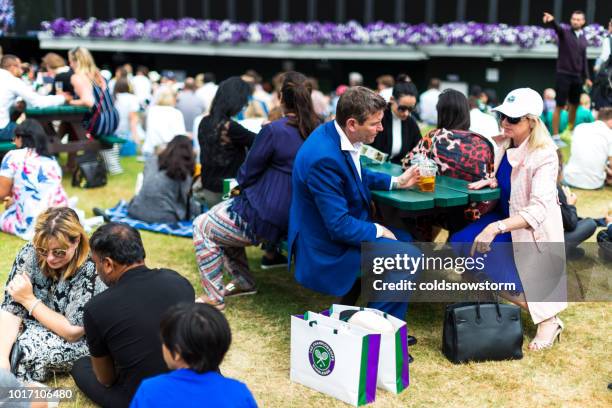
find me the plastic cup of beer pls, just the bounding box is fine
[55,81,63,93]
[418,161,437,193]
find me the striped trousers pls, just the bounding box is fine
[193,199,256,304]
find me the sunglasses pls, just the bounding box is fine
[36,247,69,258]
[496,112,524,125]
[397,105,415,113]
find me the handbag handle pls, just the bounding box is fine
[474,271,503,322]
[475,300,502,323]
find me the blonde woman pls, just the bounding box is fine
[451,88,567,351]
[68,47,122,173]
[0,207,106,381]
[68,47,118,137]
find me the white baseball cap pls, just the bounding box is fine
[492,88,543,118]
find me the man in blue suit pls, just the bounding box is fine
[288,86,421,321]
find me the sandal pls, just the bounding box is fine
[528,316,564,351]
[195,295,226,311]
[223,281,257,298]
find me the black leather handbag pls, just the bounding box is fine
[71,152,107,188]
[442,301,523,363]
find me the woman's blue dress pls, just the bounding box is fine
[449,153,524,291]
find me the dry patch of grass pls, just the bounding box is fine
[0,157,610,407]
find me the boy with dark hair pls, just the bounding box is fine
[130,303,257,407]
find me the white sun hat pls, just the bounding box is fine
[492,87,544,118]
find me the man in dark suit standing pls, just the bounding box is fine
[289,86,421,321]
[543,10,592,140]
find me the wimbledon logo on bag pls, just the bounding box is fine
[308,340,335,376]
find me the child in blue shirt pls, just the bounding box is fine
[130,303,257,408]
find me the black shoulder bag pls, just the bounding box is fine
[72,152,107,188]
[442,296,523,364]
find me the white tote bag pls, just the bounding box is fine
[290,312,381,406]
[329,305,410,394]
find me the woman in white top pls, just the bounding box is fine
[113,78,143,156]
[142,89,186,158]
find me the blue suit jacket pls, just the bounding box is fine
[288,121,391,296]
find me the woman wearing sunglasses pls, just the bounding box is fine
[0,207,106,381]
[368,79,422,164]
[0,119,69,240]
[451,88,567,351]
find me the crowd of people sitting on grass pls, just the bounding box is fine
[1,42,612,406]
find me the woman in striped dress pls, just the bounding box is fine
[68,47,122,174]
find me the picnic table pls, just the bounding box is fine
[26,105,122,171]
[0,141,16,153]
[363,160,500,214]
[26,105,92,153]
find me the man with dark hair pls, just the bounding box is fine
[289,86,422,321]
[0,54,66,141]
[543,10,592,140]
[70,223,194,408]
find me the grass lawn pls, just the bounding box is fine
[1,156,611,407]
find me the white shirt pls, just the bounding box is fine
[335,120,363,179]
[0,68,65,128]
[563,120,612,189]
[195,83,218,115]
[391,113,403,158]
[142,105,186,154]
[131,74,152,105]
[419,88,441,125]
[469,108,500,152]
[114,92,140,135]
[379,87,392,103]
[334,121,396,238]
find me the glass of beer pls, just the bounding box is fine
[417,160,437,193]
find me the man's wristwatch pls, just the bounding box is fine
[495,221,507,234]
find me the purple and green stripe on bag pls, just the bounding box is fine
[358,333,381,406]
[395,325,410,393]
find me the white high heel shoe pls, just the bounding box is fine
[528,316,564,351]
